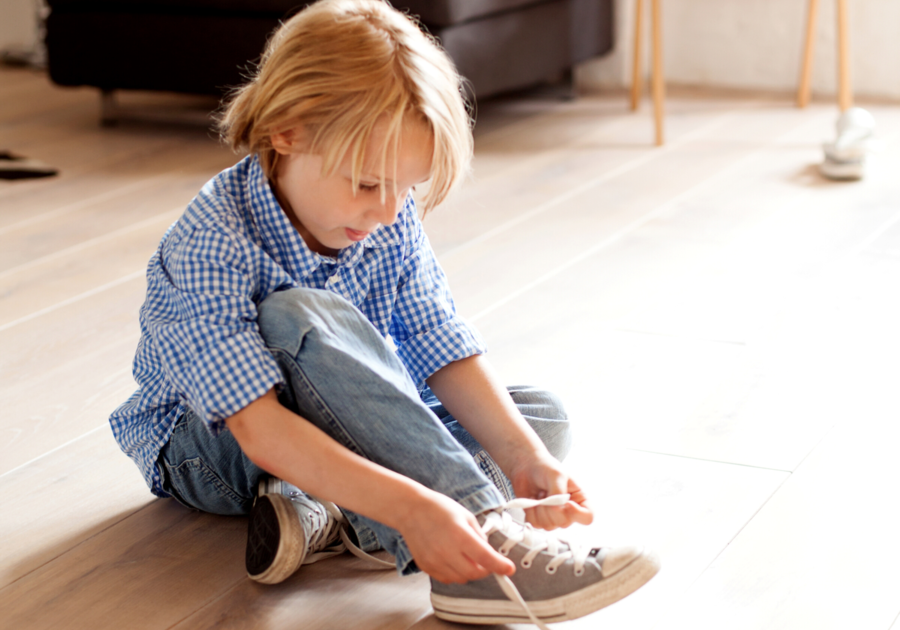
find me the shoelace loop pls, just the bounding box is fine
[483,494,590,575]
[320,499,395,568]
[312,491,594,630]
[486,494,591,630]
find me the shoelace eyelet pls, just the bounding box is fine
[574,568,585,577]
[545,565,557,575]
[520,559,532,569]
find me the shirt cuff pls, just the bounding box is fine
[396,317,487,386]
[183,330,286,433]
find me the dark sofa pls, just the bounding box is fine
[45,0,613,103]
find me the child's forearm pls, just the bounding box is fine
[225,388,516,582]
[424,354,550,475]
[226,389,431,533]
[425,355,594,530]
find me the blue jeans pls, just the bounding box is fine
[157,288,570,574]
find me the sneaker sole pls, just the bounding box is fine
[431,546,660,625]
[246,494,306,584]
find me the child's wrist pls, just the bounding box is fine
[493,442,551,480]
[375,477,435,531]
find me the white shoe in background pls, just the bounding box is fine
[819,107,875,181]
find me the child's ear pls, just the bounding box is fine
[271,126,311,155]
[271,130,296,156]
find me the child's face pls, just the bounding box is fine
[270,118,434,256]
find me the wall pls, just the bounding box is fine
[578,0,900,101]
[3,0,898,100]
[0,0,39,54]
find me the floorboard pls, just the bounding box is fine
[653,399,900,630]
[3,64,900,629]
[0,427,151,588]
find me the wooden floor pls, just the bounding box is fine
[2,65,900,629]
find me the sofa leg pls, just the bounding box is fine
[551,68,577,101]
[100,89,118,126]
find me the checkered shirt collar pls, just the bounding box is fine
[244,155,397,278]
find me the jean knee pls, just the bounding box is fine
[257,288,360,355]
[508,386,572,462]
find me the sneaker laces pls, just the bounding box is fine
[318,499,396,569]
[317,492,592,630]
[484,494,590,630]
[290,492,348,564]
[258,478,374,566]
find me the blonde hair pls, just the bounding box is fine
[218,0,473,212]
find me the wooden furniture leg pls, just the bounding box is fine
[650,0,665,145]
[100,89,118,126]
[836,0,852,111]
[797,0,819,108]
[631,0,644,111]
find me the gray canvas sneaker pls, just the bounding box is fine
[430,495,660,629]
[245,477,347,584]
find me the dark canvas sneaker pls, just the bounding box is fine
[246,477,347,584]
[430,495,660,629]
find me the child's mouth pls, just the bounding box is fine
[345,228,369,241]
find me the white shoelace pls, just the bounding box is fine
[293,493,350,564]
[485,494,590,630]
[258,478,351,564]
[316,491,591,630]
[319,500,396,568]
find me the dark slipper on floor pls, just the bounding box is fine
[0,151,58,179]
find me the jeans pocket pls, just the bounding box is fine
[162,456,248,516]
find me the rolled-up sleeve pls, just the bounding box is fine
[143,225,285,432]
[389,210,486,385]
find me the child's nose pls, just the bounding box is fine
[372,193,403,226]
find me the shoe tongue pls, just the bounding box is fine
[481,509,578,555]
[476,509,504,528]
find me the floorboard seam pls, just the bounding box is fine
[0,173,175,236]
[469,109,833,324]
[747,206,900,347]
[611,326,748,346]
[623,447,793,473]
[164,574,249,630]
[0,206,180,279]
[0,498,158,593]
[438,105,750,265]
[889,608,900,630]
[0,424,106,480]
[645,471,794,630]
[0,270,144,333]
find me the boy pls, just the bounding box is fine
[109,1,659,626]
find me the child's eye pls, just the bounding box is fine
[358,183,379,192]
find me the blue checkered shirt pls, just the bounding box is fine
[110,155,486,496]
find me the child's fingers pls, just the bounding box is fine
[567,499,594,525]
[425,536,514,583]
[463,528,516,577]
[526,500,594,530]
[526,504,569,530]
[410,510,515,584]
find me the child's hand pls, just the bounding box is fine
[397,491,515,584]
[508,453,594,530]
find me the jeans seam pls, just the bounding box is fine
[167,457,245,510]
